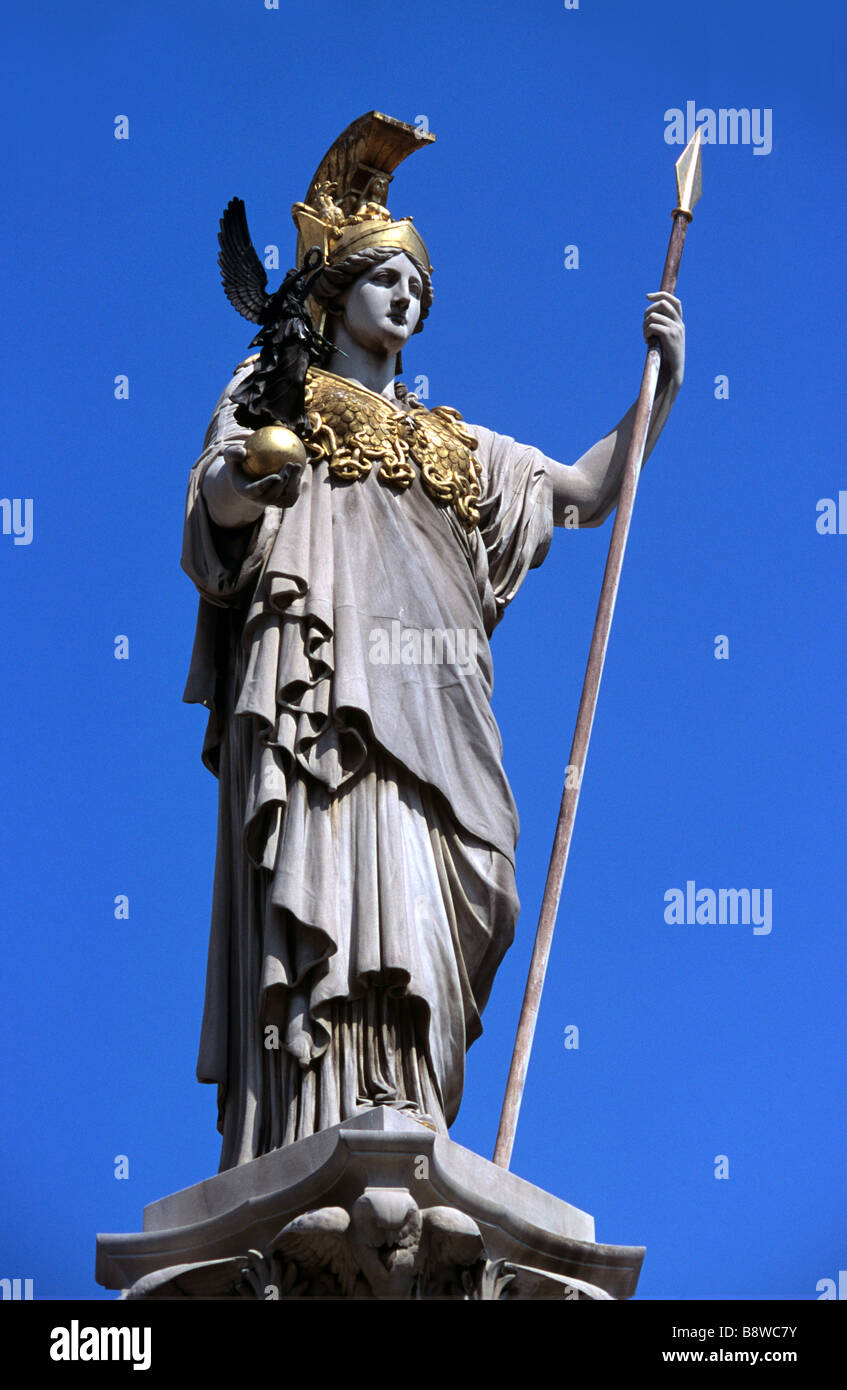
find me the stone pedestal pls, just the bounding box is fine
[96,1108,643,1299]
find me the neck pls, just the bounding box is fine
[327,322,399,399]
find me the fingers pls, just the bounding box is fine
[223,442,247,467]
[222,444,257,494]
[249,469,293,498]
[243,466,302,509]
[644,294,681,315]
[221,442,302,509]
[225,445,287,490]
[644,311,683,336]
[643,289,685,348]
[646,291,682,314]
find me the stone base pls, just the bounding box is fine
[96,1108,643,1300]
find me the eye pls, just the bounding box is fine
[409,279,422,299]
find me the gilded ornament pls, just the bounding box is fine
[242,424,308,479]
[302,368,482,531]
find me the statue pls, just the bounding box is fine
[181,112,685,1174]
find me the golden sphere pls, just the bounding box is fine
[242,424,308,479]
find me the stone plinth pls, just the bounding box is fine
[96,1108,643,1300]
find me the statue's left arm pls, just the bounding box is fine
[548,290,684,527]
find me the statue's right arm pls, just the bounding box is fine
[198,362,302,528]
[202,444,292,528]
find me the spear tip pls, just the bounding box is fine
[674,126,704,217]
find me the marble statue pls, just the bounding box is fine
[181,113,685,1172]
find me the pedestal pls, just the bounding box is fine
[96,1108,643,1300]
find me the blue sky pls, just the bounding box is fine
[1,0,845,1300]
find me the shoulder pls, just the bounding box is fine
[230,352,259,386]
[220,352,259,403]
[208,353,258,417]
[459,421,534,492]
[462,420,559,478]
[461,421,502,453]
[199,355,258,452]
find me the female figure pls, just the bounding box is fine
[182,115,684,1170]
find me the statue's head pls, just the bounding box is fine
[290,114,437,371]
[310,247,433,357]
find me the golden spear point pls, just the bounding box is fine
[674,126,704,219]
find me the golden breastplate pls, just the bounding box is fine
[303,368,482,532]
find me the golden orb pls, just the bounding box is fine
[242,424,308,479]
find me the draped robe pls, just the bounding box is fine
[182,359,554,1170]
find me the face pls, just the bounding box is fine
[338,252,423,356]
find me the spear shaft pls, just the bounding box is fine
[493,130,703,1171]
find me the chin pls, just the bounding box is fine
[379,331,408,355]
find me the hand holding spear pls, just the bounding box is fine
[493,128,704,1171]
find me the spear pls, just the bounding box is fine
[493,129,704,1170]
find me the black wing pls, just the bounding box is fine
[218,197,270,324]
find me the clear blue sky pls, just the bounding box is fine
[1,0,845,1301]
